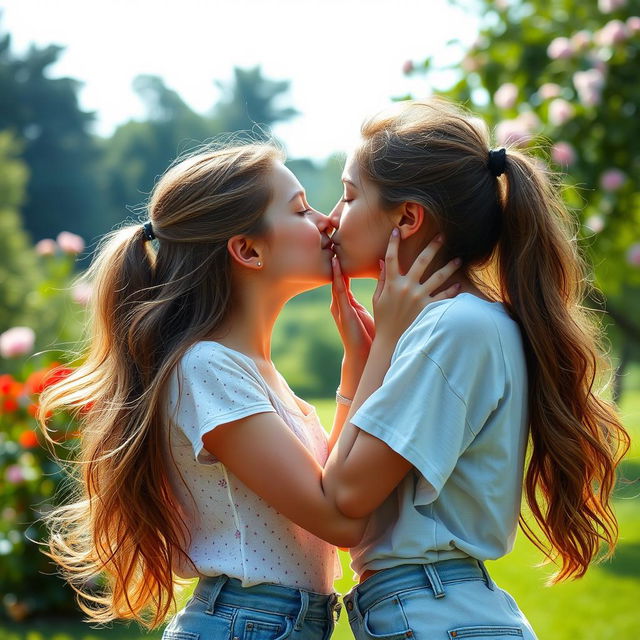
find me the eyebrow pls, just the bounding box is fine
[288,189,306,203]
[342,178,358,188]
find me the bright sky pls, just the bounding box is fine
[1,0,480,160]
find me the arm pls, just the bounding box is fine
[201,411,367,548]
[323,232,462,518]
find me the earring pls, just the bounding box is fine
[257,261,262,267]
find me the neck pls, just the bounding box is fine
[209,276,293,363]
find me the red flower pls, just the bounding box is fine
[0,374,22,398]
[3,398,18,412]
[42,365,74,390]
[18,430,39,448]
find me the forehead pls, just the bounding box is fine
[342,151,360,183]
[270,161,304,200]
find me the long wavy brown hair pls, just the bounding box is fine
[37,142,284,628]
[355,98,630,583]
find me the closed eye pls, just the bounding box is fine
[297,209,312,215]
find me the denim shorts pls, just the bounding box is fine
[343,558,538,639]
[162,574,342,640]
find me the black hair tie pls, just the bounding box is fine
[142,221,156,241]
[488,148,507,177]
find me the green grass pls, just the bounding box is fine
[3,393,638,639]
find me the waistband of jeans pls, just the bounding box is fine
[348,558,488,612]
[194,575,340,620]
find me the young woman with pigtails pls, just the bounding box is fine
[320,98,629,639]
[36,141,460,639]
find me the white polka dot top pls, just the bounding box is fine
[164,341,341,594]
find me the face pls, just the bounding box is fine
[328,153,395,278]
[260,162,334,288]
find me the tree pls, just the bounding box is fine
[409,0,640,397]
[0,31,107,247]
[212,66,299,135]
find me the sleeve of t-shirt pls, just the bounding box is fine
[349,301,505,503]
[170,346,276,464]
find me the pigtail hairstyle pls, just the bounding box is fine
[36,142,284,627]
[355,98,630,583]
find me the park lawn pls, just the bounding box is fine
[2,392,638,640]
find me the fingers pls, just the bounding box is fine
[372,259,385,305]
[384,228,400,279]
[422,257,462,296]
[332,256,356,320]
[430,282,462,302]
[406,233,444,282]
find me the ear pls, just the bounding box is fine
[397,202,426,240]
[227,235,262,270]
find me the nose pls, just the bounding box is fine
[328,201,342,231]
[311,209,334,235]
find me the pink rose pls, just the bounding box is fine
[598,0,627,13]
[495,120,530,147]
[551,142,576,166]
[595,20,629,46]
[402,60,414,75]
[5,465,24,484]
[35,239,57,256]
[600,169,626,191]
[494,83,519,109]
[548,99,575,126]
[627,243,640,266]
[0,327,36,359]
[538,83,562,100]
[571,30,592,51]
[627,16,640,33]
[71,282,93,305]
[585,215,605,233]
[573,69,605,107]
[56,231,85,255]
[547,37,573,59]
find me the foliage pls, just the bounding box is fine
[102,66,299,220]
[0,31,108,248]
[0,362,81,620]
[409,0,640,367]
[0,132,40,331]
[0,238,90,619]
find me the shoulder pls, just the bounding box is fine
[398,294,510,355]
[179,342,261,381]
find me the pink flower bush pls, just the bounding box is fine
[71,282,93,305]
[0,327,36,359]
[494,83,519,109]
[573,69,605,106]
[5,465,24,484]
[599,0,627,13]
[627,16,640,33]
[402,60,414,74]
[627,243,640,266]
[585,215,605,233]
[600,169,626,191]
[548,98,575,126]
[56,231,85,255]
[35,239,57,256]
[551,142,576,166]
[547,37,573,59]
[538,83,562,100]
[595,19,629,46]
[570,30,592,51]
[495,112,540,147]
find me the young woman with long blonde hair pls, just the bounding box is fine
[37,141,460,638]
[317,98,630,639]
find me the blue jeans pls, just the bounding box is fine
[162,574,341,640]
[343,558,537,639]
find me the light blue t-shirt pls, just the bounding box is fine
[349,293,529,576]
